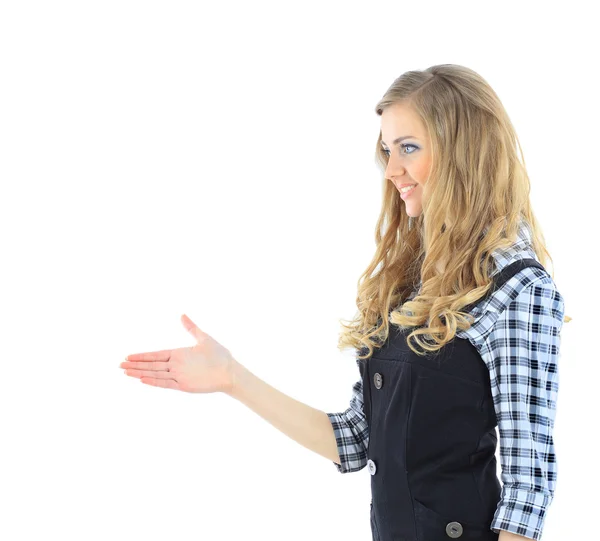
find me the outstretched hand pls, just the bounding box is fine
[119,314,237,394]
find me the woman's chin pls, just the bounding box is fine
[405,205,423,218]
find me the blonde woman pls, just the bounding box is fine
[120,64,569,541]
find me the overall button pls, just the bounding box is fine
[367,459,377,475]
[445,521,463,538]
[373,372,383,389]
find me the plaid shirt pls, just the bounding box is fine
[326,221,565,541]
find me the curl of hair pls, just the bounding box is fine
[337,64,571,361]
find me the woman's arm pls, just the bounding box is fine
[499,532,535,541]
[226,361,342,465]
[485,277,565,541]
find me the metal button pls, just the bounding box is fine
[445,521,463,538]
[373,372,383,389]
[367,459,377,475]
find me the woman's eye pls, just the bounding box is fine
[382,144,418,156]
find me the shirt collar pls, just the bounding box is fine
[489,219,534,276]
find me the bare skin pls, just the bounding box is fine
[119,314,342,466]
[120,314,236,394]
[380,101,433,217]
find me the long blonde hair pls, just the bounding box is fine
[337,64,571,360]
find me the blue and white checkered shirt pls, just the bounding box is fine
[326,221,565,541]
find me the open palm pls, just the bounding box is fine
[120,314,236,394]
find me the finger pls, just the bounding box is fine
[120,360,171,371]
[125,349,172,362]
[140,376,180,390]
[125,368,175,379]
[181,313,208,342]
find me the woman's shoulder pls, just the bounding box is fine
[459,251,560,342]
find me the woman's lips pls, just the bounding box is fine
[399,184,417,200]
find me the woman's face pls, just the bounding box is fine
[380,102,432,217]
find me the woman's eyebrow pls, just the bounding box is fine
[381,135,416,147]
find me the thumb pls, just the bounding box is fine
[181,313,207,342]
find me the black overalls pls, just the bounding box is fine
[360,258,544,541]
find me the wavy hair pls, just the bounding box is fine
[337,64,571,360]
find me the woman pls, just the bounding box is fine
[120,64,569,541]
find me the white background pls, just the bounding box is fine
[1,1,596,540]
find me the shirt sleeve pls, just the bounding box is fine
[481,278,565,541]
[326,359,370,473]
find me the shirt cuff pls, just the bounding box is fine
[491,486,552,541]
[326,411,366,474]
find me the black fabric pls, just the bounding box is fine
[362,258,545,541]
